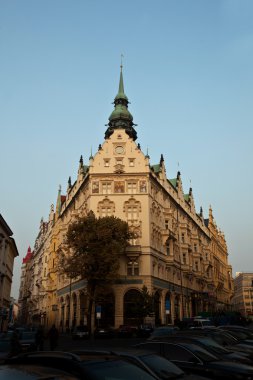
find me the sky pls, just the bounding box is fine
[1,0,253,299]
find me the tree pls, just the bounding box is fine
[58,211,131,335]
[131,286,155,322]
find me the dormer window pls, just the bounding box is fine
[104,159,110,167]
[129,159,135,167]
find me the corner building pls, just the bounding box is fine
[19,68,234,329]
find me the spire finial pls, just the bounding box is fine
[89,147,93,160]
[120,54,124,71]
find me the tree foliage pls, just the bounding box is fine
[131,286,155,321]
[58,211,132,333]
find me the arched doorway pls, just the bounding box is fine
[60,297,65,331]
[72,293,77,328]
[65,295,70,330]
[79,292,87,325]
[165,292,172,324]
[95,291,115,327]
[123,289,143,326]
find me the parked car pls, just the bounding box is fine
[193,328,253,358]
[137,324,154,337]
[191,319,215,329]
[19,331,37,352]
[134,341,253,379]
[162,333,253,364]
[6,350,158,380]
[72,325,89,340]
[0,363,79,379]
[218,326,253,342]
[147,326,179,340]
[117,324,138,338]
[94,326,115,338]
[114,349,211,379]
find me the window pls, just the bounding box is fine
[127,260,139,276]
[116,158,123,165]
[181,233,185,243]
[127,182,137,194]
[98,199,115,217]
[101,206,112,217]
[165,219,169,229]
[194,261,199,272]
[129,159,135,167]
[166,245,170,256]
[127,205,138,221]
[101,182,112,194]
[194,243,197,252]
[104,159,110,167]
[183,253,187,264]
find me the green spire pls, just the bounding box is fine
[105,61,137,141]
[115,65,128,102]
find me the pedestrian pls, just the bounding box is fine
[35,325,44,351]
[47,324,59,351]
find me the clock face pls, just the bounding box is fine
[115,145,125,154]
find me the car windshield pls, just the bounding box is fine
[182,343,219,362]
[196,337,229,354]
[140,354,184,379]
[151,328,177,337]
[82,358,156,380]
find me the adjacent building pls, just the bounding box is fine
[19,68,234,329]
[0,214,19,331]
[232,272,253,319]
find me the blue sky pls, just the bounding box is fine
[1,0,252,299]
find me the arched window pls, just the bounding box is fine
[97,198,115,217]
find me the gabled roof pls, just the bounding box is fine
[168,178,177,188]
[151,164,161,174]
[184,194,190,202]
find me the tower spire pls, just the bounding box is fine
[105,61,137,141]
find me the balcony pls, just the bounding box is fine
[125,245,142,259]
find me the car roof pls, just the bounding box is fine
[0,364,78,379]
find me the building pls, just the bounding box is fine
[18,67,234,329]
[0,214,19,331]
[232,272,253,319]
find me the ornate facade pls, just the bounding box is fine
[0,214,19,331]
[19,68,234,329]
[232,273,253,318]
